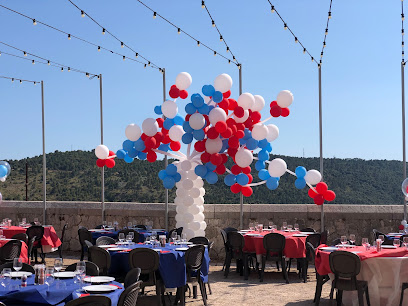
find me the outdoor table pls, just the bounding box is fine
[0,238,29,264]
[0,274,123,305]
[315,245,408,306]
[90,228,167,243]
[1,226,61,253]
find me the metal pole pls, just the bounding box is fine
[402,62,407,220]
[163,68,169,231]
[25,161,28,201]
[41,81,46,225]
[99,74,105,223]
[239,64,244,230]
[318,65,324,231]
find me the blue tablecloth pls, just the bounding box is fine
[108,243,210,289]
[0,275,123,306]
[91,229,167,243]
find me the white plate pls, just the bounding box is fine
[53,272,76,278]
[5,271,32,278]
[175,247,189,251]
[245,234,262,237]
[388,233,403,236]
[116,242,129,245]
[292,234,308,237]
[239,230,251,232]
[97,245,116,248]
[336,244,354,248]
[84,276,115,284]
[299,232,315,235]
[320,247,338,252]
[83,285,118,293]
[352,251,362,254]
[107,247,126,251]
[153,249,162,252]
[381,245,397,249]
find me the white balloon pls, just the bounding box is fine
[142,118,159,136]
[237,93,255,110]
[183,213,195,223]
[183,196,194,206]
[214,73,233,93]
[205,138,223,154]
[187,171,198,180]
[174,196,183,205]
[95,145,109,159]
[182,179,194,190]
[199,221,207,230]
[234,109,249,123]
[161,100,178,119]
[189,113,205,130]
[252,95,265,112]
[199,188,205,197]
[276,90,294,108]
[125,124,141,141]
[176,220,185,228]
[197,196,205,205]
[402,220,407,226]
[175,214,183,222]
[188,205,201,215]
[209,107,227,125]
[184,228,195,240]
[169,125,184,142]
[180,160,192,171]
[252,124,268,141]
[189,188,200,198]
[268,158,287,177]
[196,229,206,237]
[175,72,192,90]
[199,205,204,213]
[190,221,201,231]
[195,212,205,222]
[176,188,188,197]
[0,178,4,183]
[266,124,279,142]
[305,170,322,185]
[194,179,204,188]
[176,205,186,214]
[235,149,253,168]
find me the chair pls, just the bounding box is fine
[78,227,93,261]
[27,236,36,261]
[117,281,142,306]
[260,233,289,283]
[135,225,147,230]
[329,251,370,306]
[124,267,141,288]
[167,227,183,240]
[224,232,253,280]
[26,225,45,263]
[320,230,328,245]
[65,295,111,306]
[0,239,22,264]
[0,262,35,273]
[58,224,68,259]
[96,236,116,246]
[128,248,163,304]
[95,224,104,229]
[220,229,229,272]
[399,283,408,306]
[11,233,28,243]
[223,227,238,234]
[88,246,111,276]
[299,227,316,233]
[65,261,100,276]
[299,233,321,283]
[372,229,393,245]
[189,236,209,245]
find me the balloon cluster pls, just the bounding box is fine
[94,72,337,238]
[95,145,116,168]
[0,161,11,182]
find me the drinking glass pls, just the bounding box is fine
[294,223,299,231]
[171,232,178,242]
[258,224,263,233]
[34,218,38,225]
[394,239,401,248]
[54,258,63,273]
[249,222,254,231]
[403,237,408,248]
[102,221,107,229]
[272,225,277,231]
[145,236,151,244]
[282,222,287,231]
[349,234,356,245]
[340,236,347,248]
[1,268,11,289]
[129,231,135,240]
[108,221,112,228]
[287,225,293,231]
[13,258,22,272]
[182,233,187,243]
[151,231,157,242]
[127,222,133,229]
[76,261,86,275]
[22,218,26,225]
[361,238,369,250]
[45,267,54,290]
[268,221,274,229]
[118,233,125,243]
[126,235,132,244]
[379,235,385,245]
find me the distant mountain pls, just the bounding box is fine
[0,150,405,204]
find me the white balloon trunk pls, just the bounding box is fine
[174,160,206,240]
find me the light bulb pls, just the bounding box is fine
[271,5,275,13]
[214,51,216,56]
[201,1,205,8]
[284,23,287,30]
[323,41,326,48]
[135,53,139,57]
[61,67,64,71]
[295,37,298,43]
[212,20,215,27]
[86,72,89,77]
[102,28,106,34]
[178,28,181,34]
[11,78,14,82]
[321,52,323,58]
[68,34,71,40]
[311,57,314,62]
[220,35,223,41]
[68,67,71,72]
[123,56,126,61]
[238,64,241,70]
[32,60,35,65]
[121,42,124,48]
[148,61,151,66]
[226,47,230,52]
[303,48,306,54]
[20,80,22,84]
[153,12,157,19]
[81,10,85,17]
[144,64,147,68]
[233,56,236,60]
[328,12,332,19]
[197,41,200,46]
[34,82,36,85]
[228,60,231,64]
[33,19,37,25]
[98,46,101,51]
[24,51,27,56]
[47,60,50,65]
[325,28,328,35]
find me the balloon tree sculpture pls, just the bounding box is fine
[94,72,336,239]
[0,161,11,204]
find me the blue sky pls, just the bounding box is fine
[0,0,405,161]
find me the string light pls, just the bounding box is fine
[197,41,200,46]
[178,28,181,34]
[284,23,287,30]
[402,0,405,62]
[201,1,205,8]
[102,28,105,34]
[32,19,36,25]
[81,10,84,17]
[212,20,215,27]
[153,12,157,19]
[271,5,275,13]
[68,33,71,40]
[319,0,333,64]
[32,59,35,64]
[98,46,100,51]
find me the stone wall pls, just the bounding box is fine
[0,201,404,260]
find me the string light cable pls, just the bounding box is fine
[0,4,160,71]
[0,75,40,84]
[403,0,406,64]
[201,1,239,65]
[319,0,333,65]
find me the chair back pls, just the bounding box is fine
[117,281,142,306]
[189,236,209,245]
[124,268,141,288]
[306,233,322,248]
[185,245,205,271]
[78,228,93,247]
[95,224,104,229]
[0,240,22,263]
[27,236,36,259]
[128,248,159,288]
[168,227,183,239]
[299,227,316,233]
[65,295,111,306]
[11,233,28,243]
[329,250,361,287]
[0,262,35,273]
[96,236,116,246]
[373,229,393,245]
[135,225,147,230]
[263,233,286,255]
[305,242,316,264]
[223,227,238,234]
[220,229,227,246]
[227,232,245,253]
[88,246,111,275]
[60,224,68,244]
[65,261,100,276]
[26,226,44,244]
[320,230,328,245]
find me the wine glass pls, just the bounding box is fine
[349,234,356,245]
[394,239,401,248]
[287,224,293,231]
[249,222,254,231]
[268,221,274,229]
[294,223,299,231]
[1,268,11,289]
[181,233,187,243]
[129,232,135,242]
[171,231,177,243]
[45,267,54,290]
[282,222,287,231]
[126,235,132,244]
[340,236,348,248]
[127,222,133,229]
[361,238,369,250]
[54,258,63,275]
[272,225,277,232]
[118,233,125,243]
[108,221,112,228]
[76,261,86,275]
[13,258,22,272]
[379,235,385,245]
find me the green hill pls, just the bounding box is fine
[0,150,405,204]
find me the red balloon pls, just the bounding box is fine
[228,99,237,110]
[227,147,237,157]
[242,166,251,174]
[226,118,236,127]
[231,183,242,194]
[270,101,278,107]
[228,137,240,148]
[316,182,328,194]
[170,141,181,151]
[231,165,241,175]
[154,132,163,142]
[161,127,169,135]
[201,152,211,163]
[236,123,245,131]
[162,134,171,144]
[234,106,245,118]
[223,90,231,98]
[399,224,405,231]
[221,154,228,164]
[96,159,106,167]
[236,130,245,139]
[308,188,318,199]
[221,128,233,138]
[246,173,253,184]
[194,140,206,152]
[185,114,191,121]
[141,133,147,141]
[251,111,261,123]
[210,153,223,166]
[270,105,282,117]
[324,190,336,202]
[281,108,290,117]
[242,186,253,197]
[219,99,230,111]
[156,118,164,128]
[147,151,157,162]
[231,125,238,134]
[105,159,115,168]
[169,85,179,99]
[179,90,188,99]
[207,127,219,139]
[215,121,227,133]
[144,137,156,149]
[215,164,226,175]
[244,118,253,129]
[314,194,325,205]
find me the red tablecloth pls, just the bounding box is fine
[0,239,29,264]
[315,245,408,276]
[0,226,61,249]
[243,230,307,259]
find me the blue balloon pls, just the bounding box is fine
[137,152,147,160]
[246,138,259,150]
[266,177,279,190]
[154,105,162,115]
[239,138,247,146]
[166,164,178,176]
[0,165,7,178]
[258,149,269,161]
[258,169,271,180]
[173,115,184,126]
[116,149,126,159]
[219,139,228,153]
[182,133,194,144]
[192,94,205,108]
[163,176,176,189]
[163,118,174,130]
[195,165,208,177]
[205,171,218,184]
[198,104,210,115]
[202,85,215,97]
[224,174,236,186]
[183,121,194,133]
[124,155,134,163]
[255,160,265,171]
[158,144,169,152]
[295,166,307,178]
[123,140,134,152]
[174,172,182,182]
[295,178,307,189]
[236,173,249,186]
[258,139,269,149]
[158,170,168,180]
[206,162,217,171]
[185,103,197,115]
[193,129,205,140]
[208,105,215,112]
[265,143,273,152]
[134,139,145,151]
[127,148,138,158]
[213,91,223,103]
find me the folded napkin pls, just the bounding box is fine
[137,243,143,245]
[109,284,123,289]
[160,250,171,254]
[118,249,132,253]
[80,293,90,297]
